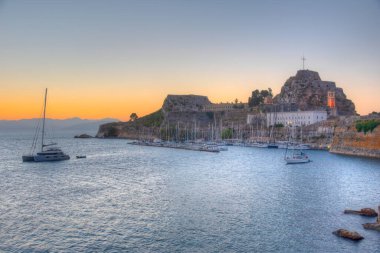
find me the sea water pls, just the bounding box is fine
[0,132,379,252]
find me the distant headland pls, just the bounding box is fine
[0,118,118,135]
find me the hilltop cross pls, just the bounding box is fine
[301,56,306,70]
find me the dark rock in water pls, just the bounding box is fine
[362,206,380,231]
[333,229,364,241]
[344,208,378,217]
[74,134,93,138]
[362,223,380,232]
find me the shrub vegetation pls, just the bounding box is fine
[355,119,380,134]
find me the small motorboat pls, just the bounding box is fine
[76,155,86,159]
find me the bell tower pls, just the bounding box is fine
[327,91,337,116]
[327,91,335,108]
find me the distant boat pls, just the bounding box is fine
[22,89,70,162]
[288,143,311,150]
[267,143,278,149]
[247,142,268,148]
[76,155,86,159]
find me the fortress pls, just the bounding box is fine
[161,69,356,119]
[273,69,355,116]
[97,68,361,149]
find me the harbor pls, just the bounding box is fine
[1,1,379,252]
[1,132,379,252]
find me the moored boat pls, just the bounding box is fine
[267,143,278,148]
[284,127,310,164]
[284,150,310,164]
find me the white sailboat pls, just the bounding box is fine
[284,148,310,164]
[22,89,70,162]
[284,126,310,164]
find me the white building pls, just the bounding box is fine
[266,110,327,127]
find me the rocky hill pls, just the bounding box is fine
[274,70,356,115]
[96,110,164,139]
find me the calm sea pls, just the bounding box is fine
[0,131,379,252]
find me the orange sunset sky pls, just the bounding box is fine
[0,1,379,121]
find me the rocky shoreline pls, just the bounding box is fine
[329,116,380,159]
[334,206,380,241]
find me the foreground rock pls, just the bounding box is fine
[333,229,364,241]
[74,133,93,138]
[344,208,378,217]
[362,223,380,231]
[362,206,380,232]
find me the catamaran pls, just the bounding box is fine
[22,89,70,162]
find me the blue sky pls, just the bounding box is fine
[0,0,379,119]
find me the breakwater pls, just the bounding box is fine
[129,140,225,153]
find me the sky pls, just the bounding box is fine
[0,0,379,120]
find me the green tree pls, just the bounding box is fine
[248,89,262,107]
[221,128,233,139]
[260,90,269,98]
[248,88,273,107]
[130,113,139,122]
[268,88,273,97]
[356,119,380,134]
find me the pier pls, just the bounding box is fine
[129,140,226,153]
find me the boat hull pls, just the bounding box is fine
[33,154,70,162]
[22,155,35,162]
[285,158,310,164]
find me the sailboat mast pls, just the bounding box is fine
[41,88,47,152]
